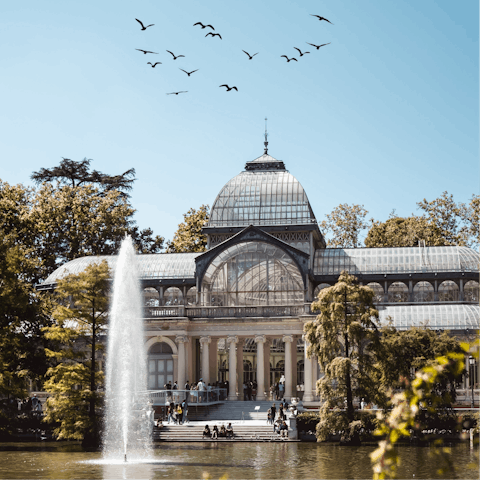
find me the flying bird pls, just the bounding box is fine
[206,32,222,39]
[310,14,334,24]
[281,56,297,62]
[135,49,158,54]
[180,68,199,76]
[167,50,185,60]
[294,47,310,56]
[135,18,154,30]
[194,22,214,30]
[219,84,238,91]
[167,91,188,95]
[306,42,331,50]
[242,50,258,60]
[147,62,162,68]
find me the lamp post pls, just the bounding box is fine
[469,356,475,408]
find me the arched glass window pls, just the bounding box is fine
[201,241,304,306]
[438,280,459,301]
[163,287,183,306]
[413,281,434,302]
[185,286,197,305]
[243,360,254,383]
[143,287,159,307]
[314,283,330,299]
[464,280,479,302]
[147,342,173,390]
[388,282,408,303]
[367,282,384,303]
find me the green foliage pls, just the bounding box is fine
[372,326,464,408]
[166,204,209,253]
[31,157,136,198]
[0,230,52,399]
[319,204,369,248]
[370,343,474,479]
[417,191,474,247]
[42,261,109,442]
[31,183,135,281]
[365,216,448,248]
[464,194,479,249]
[304,272,380,440]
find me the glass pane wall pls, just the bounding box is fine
[201,241,304,306]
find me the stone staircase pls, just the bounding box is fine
[153,424,289,442]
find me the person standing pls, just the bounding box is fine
[271,403,277,422]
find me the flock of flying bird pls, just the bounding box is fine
[134,14,333,96]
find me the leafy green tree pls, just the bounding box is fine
[373,326,464,407]
[0,232,52,400]
[365,216,448,248]
[129,226,165,254]
[463,194,479,249]
[31,183,134,281]
[43,261,110,446]
[304,271,380,442]
[417,191,469,246]
[320,204,369,248]
[166,204,209,253]
[31,157,135,198]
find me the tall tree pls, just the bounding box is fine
[304,272,380,442]
[463,194,480,249]
[365,216,448,248]
[31,157,135,198]
[373,326,464,407]
[31,183,134,281]
[0,232,51,400]
[43,261,110,446]
[417,191,469,246]
[129,226,165,254]
[320,204,369,248]
[166,204,209,253]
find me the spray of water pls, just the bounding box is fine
[102,236,153,461]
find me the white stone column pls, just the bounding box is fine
[283,335,294,401]
[303,335,314,402]
[227,336,238,400]
[199,336,211,385]
[176,335,188,391]
[255,335,266,400]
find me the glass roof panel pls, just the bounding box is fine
[314,246,479,275]
[377,304,479,330]
[207,170,317,227]
[42,252,200,286]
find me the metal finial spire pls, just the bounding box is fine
[264,117,268,154]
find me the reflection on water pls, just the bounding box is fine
[0,442,478,479]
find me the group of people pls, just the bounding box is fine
[242,381,258,400]
[267,401,291,437]
[166,400,188,424]
[203,423,234,439]
[267,400,289,425]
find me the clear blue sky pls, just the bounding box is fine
[1,0,478,244]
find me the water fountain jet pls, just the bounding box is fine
[102,236,153,461]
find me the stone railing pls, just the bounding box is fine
[145,304,310,319]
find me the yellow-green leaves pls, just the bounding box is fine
[166,204,209,253]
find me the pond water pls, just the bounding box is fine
[0,442,478,479]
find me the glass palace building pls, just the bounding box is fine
[42,150,480,403]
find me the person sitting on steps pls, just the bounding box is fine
[226,422,234,438]
[202,424,211,438]
[212,425,219,439]
[219,424,226,437]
